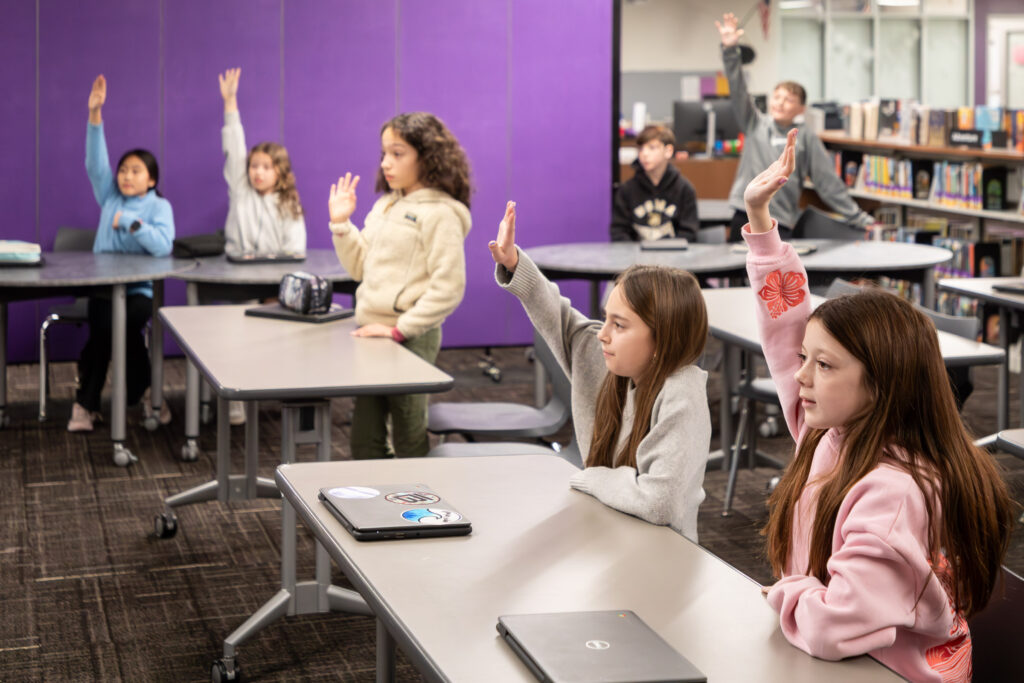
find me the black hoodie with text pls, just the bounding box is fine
[610,159,698,242]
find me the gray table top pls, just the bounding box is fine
[158,305,452,400]
[938,277,1024,309]
[527,239,951,279]
[172,248,351,285]
[0,252,196,287]
[704,287,1004,368]
[275,455,899,682]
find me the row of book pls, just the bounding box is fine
[844,101,1024,152]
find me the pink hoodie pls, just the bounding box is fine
[744,224,971,683]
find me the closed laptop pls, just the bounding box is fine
[319,483,471,541]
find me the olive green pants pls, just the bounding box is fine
[350,326,442,460]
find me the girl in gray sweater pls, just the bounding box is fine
[489,202,712,541]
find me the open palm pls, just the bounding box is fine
[328,173,360,224]
[743,129,796,211]
[488,201,519,271]
[715,13,744,47]
[88,75,106,111]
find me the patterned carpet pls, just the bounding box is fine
[0,341,1021,681]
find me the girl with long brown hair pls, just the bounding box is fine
[489,201,711,541]
[327,112,472,459]
[743,130,1014,682]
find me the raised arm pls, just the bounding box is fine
[85,75,116,205]
[716,13,760,133]
[219,68,248,189]
[328,173,368,278]
[743,129,812,440]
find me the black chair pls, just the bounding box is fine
[792,206,865,241]
[38,227,95,421]
[968,566,1024,681]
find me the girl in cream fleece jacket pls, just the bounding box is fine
[327,112,472,460]
[744,130,1013,682]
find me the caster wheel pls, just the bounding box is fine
[488,368,502,383]
[181,440,199,462]
[112,444,138,467]
[200,403,213,425]
[758,416,780,439]
[154,512,178,539]
[211,659,241,682]
[143,415,159,432]
[767,475,781,492]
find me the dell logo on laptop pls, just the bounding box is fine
[585,640,610,650]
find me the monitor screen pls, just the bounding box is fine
[673,99,741,152]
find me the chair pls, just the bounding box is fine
[792,206,864,241]
[427,328,581,468]
[696,225,727,244]
[968,566,1024,681]
[38,227,95,421]
[915,303,979,411]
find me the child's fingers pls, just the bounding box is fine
[350,175,360,192]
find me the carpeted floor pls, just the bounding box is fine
[0,340,1021,681]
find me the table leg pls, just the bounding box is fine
[144,280,164,432]
[922,268,935,310]
[710,343,738,470]
[0,301,7,428]
[111,284,135,466]
[182,282,200,461]
[376,619,396,683]
[999,308,1009,432]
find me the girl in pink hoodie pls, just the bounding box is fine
[742,129,1014,682]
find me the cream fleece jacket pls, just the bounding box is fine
[745,223,970,683]
[330,188,471,338]
[496,249,711,541]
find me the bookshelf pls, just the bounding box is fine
[819,131,1024,165]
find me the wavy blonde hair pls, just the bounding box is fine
[247,142,303,219]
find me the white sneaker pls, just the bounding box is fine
[141,389,172,425]
[229,401,246,426]
[67,402,94,432]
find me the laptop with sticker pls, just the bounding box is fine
[496,610,705,683]
[318,483,471,541]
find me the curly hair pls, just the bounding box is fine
[375,112,472,207]
[247,142,303,219]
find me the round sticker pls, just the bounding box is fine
[328,486,380,499]
[385,491,440,505]
[401,508,463,524]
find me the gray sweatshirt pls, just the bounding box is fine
[722,45,872,229]
[222,111,307,256]
[496,249,711,541]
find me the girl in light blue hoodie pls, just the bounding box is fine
[68,75,175,436]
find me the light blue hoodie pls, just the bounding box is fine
[86,122,175,297]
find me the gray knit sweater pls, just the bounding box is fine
[496,249,711,541]
[722,45,872,229]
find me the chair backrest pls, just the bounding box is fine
[968,566,1024,681]
[915,304,980,341]
[824,277,862,299]
[533,328,581,468]
[792,207,863,241]
[53,226,96,252]
[696,226,727,244]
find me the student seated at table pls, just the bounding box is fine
[611,125,698,243]
[715,12,873,241]
[327,112,472,460]
[68,75,175,435]
[743,130,1013,681]
[490,201,711,541]
[218,67,307,425]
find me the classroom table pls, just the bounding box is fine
[527,238,952,316]
[169,249,353,460]
[275,455,902,683]
[0,252,196,465]
[936,277,1024,432]
[704,287,1006,497]
[154,304,452,682]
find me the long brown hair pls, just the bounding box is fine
[375,112,472,207]
[763,289,1014,618]
[247,142,303,219]
[588,265,708,469]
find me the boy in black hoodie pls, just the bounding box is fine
[611,125,698,242]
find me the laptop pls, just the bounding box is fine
[730,242,817,256]
[318,483,472,541]
[639,238,689,251]
[245,302,353,323]
[226,252,306,264]
[497,611,706,683]
[992,280,1024,296]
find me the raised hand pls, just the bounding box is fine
[488,201,519,272]
[88,75,106,124]
[328,173,360,225]
[219,68,240,111]
[743,128,797,233]
[715,12,744,47]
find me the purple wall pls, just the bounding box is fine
[974,0,1024,104]
[3,1,612,363]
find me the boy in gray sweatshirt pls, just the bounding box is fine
[717,12,873,241]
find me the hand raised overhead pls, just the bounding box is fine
[743,128,797,233]
[88,75,106,112]
[328,173,360,225]
[218,68,240,101]
[488,201,519,272]
[715,13,744,47]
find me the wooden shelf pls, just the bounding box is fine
[818,131,1024,165]
[846,189,1024,225]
